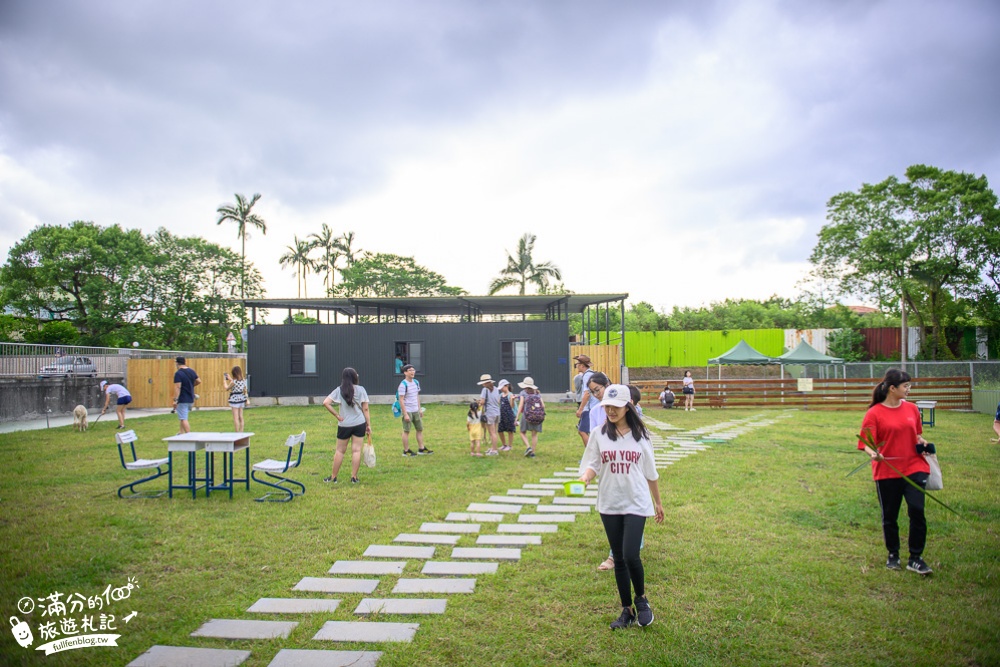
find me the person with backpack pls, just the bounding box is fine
[172,356,201,434]
[515,377,545,457]
[397,364,433,456]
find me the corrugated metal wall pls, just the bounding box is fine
[247,320,570,397]
[623,329,785,367]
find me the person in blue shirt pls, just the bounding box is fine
[394,354,404,375]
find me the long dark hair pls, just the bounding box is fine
[340,367,359,407]
[602,403,649,442]
[869,368,911,408]
[588,372,611,391]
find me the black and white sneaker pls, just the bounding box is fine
[907,556,932,575]
[350,477,359,484]
[524,447,534,457]
[634,595,654,627]
[323,476,337,484]
[886,553,902,570]
[417,447,434,455]
[402,450,418,457]
[609,607,635,630]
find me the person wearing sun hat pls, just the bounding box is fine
[477,374,502,455]
[578,384,664,630]
[515,377,544,457]
[497,379,517,450]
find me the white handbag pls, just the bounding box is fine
[362,434,377,469]
[924,453,942,491]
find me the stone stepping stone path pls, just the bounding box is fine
[490,495,540,504]
[447,512,503,522]
[523,483,564,490]
[355,598,447,615]
[519,513,575,523]
[392,578,476,594]
[293,577,380,594]
[268,649,382,667]
[364,545,436,559]
[394,533,461,545]
[552,497,597,506]
[466,502,524,513]
[422,561,499,576]
[191,619,298,640]
[536,504,590,513]
[248,598,341,614]
[127,646,251,667]
[506,489,555,496]
[420,522,480,533]
[477,534,542,546]
[497,523,558,533]
[313,621,419,643]
[452,546,521,560]
[329,561,406,575]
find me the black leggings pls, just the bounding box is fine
[875,472,929,557]
[600,513,647,608]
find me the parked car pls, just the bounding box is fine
[37,356,98,378]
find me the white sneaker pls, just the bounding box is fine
[690,408,696,411]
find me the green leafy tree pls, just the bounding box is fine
[279,236,318,298]
[216,193,267,345]
[338,231,359,267]
[810,165,1000,359]
[488,233,562,295]
[23,320,80,345]
[308,224,342,294]
[335,253,465,297]
[826,328,867,361]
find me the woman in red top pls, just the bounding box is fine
[858,369,932,575]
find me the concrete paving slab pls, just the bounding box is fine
[490,495,539,504]
[537,478,570,483]
[422,561,499,576]
[535,504,590,513]
[518,514,576,523]
[522,484,564,490]
[392,578,476,594]
[293,577,380,594]
[364,545,436,559]
[552,497,597,506]
[127,646,251,667]
[451,547,521,560]
[266,649,381,667]
[329,561,406,575]
[584,490,598,497]
[248,598,341,613]
[312,621,419,643]
[421,522,480,533]
[446,512,503,522]
[550,472,578,477]
[191,619,298,640]
[506,489,555,496]
[477,534,541,546]
[497,523,558,533]
[355,598,447,615]
[466,503,523,514]
[394,533,460,545]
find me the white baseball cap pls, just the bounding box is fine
[99,380,107,390]
[600,384,630,408]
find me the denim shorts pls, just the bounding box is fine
[176,403,193,420]
[117,396,132,405]
[577,410,590,434]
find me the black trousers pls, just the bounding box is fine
[600,513,647,608]
[875,472,929,557]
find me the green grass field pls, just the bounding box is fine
[1,404,997,666]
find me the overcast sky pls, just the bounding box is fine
[2,0,998,318]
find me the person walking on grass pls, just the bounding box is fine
[497,379,517,450]
[99,380,132,429]
[586,372,612,433]
[398,364,432,456]
[478,374,503,455]
[172,356,201,434]
[467,401,484,456]
[682,370,696,411]
[323,367,371,485]
[578,384,664,629]
[515,377,545,457]
[574,355,597,445]
[859,368,933,575]
[222,366,248,432]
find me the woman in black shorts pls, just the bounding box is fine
[322,367,371,484]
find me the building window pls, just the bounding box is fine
[501,340,529,373]
[395,341,424,373]
[290,343,317,375]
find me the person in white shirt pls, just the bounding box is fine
[578,384,664,630]
[99,380,132,429]
[477,374,502,455]
[397,364,433,456]
[323,367,371,484]
[682,371,696,411]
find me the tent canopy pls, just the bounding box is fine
[775,340,844,364]
[707,340,774,365]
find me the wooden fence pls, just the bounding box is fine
[569,345,620,389]
[632,376,972,411]
[126,357,245,408]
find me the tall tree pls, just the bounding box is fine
[215,193,267,305]
[338,231,359,267]
[810,165,1000,359]
[279,236,318,298]
[488,233,562,295]
[308,223,342,294]
[334,252,465,298]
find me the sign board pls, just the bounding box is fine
[797,378,814,392]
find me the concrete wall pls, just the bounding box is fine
[0,377,105,422]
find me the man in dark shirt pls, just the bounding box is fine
[172,356,201,434]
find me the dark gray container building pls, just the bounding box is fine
[242,294,626,397]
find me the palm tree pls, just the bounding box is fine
[279,236,318,298]
[338,231,358,267]
[216,193,267,303]
[308,223,342,294]
[488,233,562,295]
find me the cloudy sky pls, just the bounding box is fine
[2,0,998,318]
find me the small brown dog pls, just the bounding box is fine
[73,405,89,431]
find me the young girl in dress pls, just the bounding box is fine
[497,379,517,451]
[467,401,484,456]
[222,366,247,432]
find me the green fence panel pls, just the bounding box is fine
[624,329,785,367]
[972,389,1000,416]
